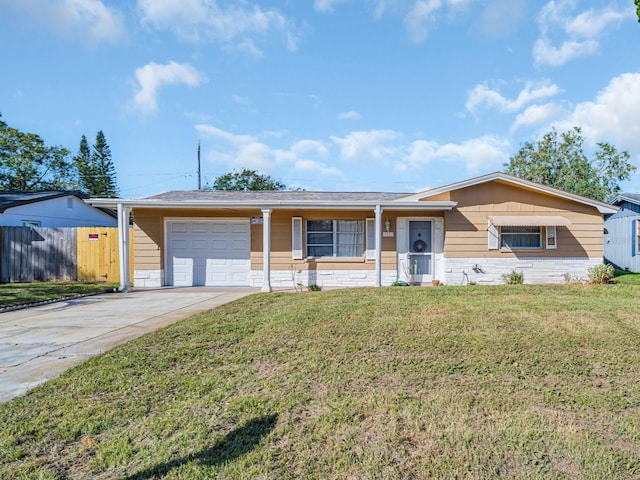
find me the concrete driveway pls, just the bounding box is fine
[0,287,257,403]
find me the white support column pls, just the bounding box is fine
[117,203,132,292]
[261,208,272,292]
[375,204,383,287]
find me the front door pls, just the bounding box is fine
[397,217,443,284]
[408,220,432,283]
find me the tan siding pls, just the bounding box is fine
[443,182,604,258]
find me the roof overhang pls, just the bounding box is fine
[86,198,458,211]
[488,215,571,227]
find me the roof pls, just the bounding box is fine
[610,193,640,207]
[88,189,458,211]
[0,190,89,213]
[147,190,409,202]
[86,171,618,215]
[400,171,618,215]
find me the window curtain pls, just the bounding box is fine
[337,220,363,257]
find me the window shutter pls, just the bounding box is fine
[546,225,557,249]
[633,220,637,257]
[488,221,499,250]
[292,217,303,259]
[366,218,376,260]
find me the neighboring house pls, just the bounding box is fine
[89,172,616,291]
[0,191,117,227]
[604,194,640,272]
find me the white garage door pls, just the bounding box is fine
[167,219,251,286]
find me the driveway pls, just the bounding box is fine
[0,287,258,403]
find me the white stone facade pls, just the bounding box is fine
[133,269,165,288]
[443,257,603,286]
[250,269,399,288]
[134,259,602,288]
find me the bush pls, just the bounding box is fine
[391,280,410,287]
[587,264,614,284]
[501,270,524,285]
[307,284,322,291]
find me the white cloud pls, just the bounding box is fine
[466,79,560,114]
[313,0,350,13]
[196,125,341,175]
[406,136,511,172]
[532,38,598,68]
[331,130,402,161]
[555,73,640,151]
[132,61,206,114]
[534,1,629,67]
[137,0,298,56]
[7,0,125,44]
[510,103,565,132]
[338,111,362,121]
[404,0,441,43]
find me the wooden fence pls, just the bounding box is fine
[0,226,133,283]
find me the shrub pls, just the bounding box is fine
[391,280,410,287]
[307,284,322,292]
[501,270,524,285]
[587,264,614,284]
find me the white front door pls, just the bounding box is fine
[397,217,444,284]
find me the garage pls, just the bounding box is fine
[166,219,251,286]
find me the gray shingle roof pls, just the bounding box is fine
[145,190,410,202]
[0,190,88,213]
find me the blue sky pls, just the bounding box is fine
[1,0,639,198]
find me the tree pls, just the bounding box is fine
[84,130,118,198]
[0,119,77,190]
[636,0,640,22]
[74,134,95,194]
[209,169,286,191]
[505,127,635,202]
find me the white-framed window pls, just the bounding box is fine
[500,226,542,249]
[546,226,557,249]
[306,220,364,257]
[21,220,41,228]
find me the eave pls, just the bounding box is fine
[86,198,458,211]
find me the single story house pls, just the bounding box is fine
[0,190,117,227]
[88,172,616,291]
[604,193,640,272]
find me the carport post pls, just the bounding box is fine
[117,203,131,292]
[375,204,383,287]
[261,208,272,292]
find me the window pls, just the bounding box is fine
[500,226,541,249]
[306,220,364,257]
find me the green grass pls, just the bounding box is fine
[612,269,640,285]
[2,285,640,479]
[0,282,118,308]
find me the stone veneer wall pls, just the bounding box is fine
[250,269,399,288]
[133,269,165,288]
[133,269,399,288]
[443,257,602,286]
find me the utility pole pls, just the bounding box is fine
[197,141,201,190]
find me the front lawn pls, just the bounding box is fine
[0,282,118,309]
[2,285,640,479]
